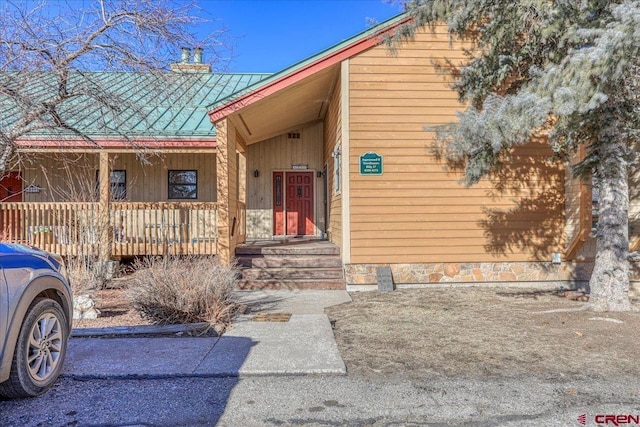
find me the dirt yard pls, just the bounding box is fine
[76,281,640,382]
[72,281,153,329]
[325,288,640,380]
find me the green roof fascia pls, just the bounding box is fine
[206,12,409,112]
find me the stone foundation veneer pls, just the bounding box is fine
[344,261,640,286]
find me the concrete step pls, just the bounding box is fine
[240,267,344,280]
[235,245,340,256]
[236,256,343,269]
[235,279,346,290]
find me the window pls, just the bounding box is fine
[168,170,197,199]
[95,170,126,200]
[110,170,126,200]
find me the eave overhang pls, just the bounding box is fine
[207,13,410,143]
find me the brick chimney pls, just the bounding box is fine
[170,47,211,73]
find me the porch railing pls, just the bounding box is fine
[0,202,219,257]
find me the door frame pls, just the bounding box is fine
[322,163,329,238]
[272,170,316,237]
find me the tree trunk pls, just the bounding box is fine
[587,138,633,311]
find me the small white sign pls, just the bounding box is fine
[291,164,308,170]
[24,185,41,193]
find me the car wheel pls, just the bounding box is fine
[0,298,69,398]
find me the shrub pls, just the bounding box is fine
[66,256,114,294]
[127,256,239,327]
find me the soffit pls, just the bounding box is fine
[230,64,340,144]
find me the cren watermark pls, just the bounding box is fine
[578,414,640,426]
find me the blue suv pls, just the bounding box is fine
[0,243,72,398]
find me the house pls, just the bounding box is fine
[206,13,626,290]
[1,52,268,259]
[2,14,636,289]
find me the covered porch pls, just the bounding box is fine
[0,201,239,257]
[1,144,247,262]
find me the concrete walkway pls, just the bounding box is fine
[64,290,351,379]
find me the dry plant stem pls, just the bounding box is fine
[127,255,238,329]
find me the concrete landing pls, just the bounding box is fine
[64,291,351,379]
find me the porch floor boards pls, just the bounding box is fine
[235,238,345,290]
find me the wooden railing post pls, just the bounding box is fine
[98,151,111,264]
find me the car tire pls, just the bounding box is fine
[0,298,69,398]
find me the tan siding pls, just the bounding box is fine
[21,152,216,203]
[22,153,97,202]
[348,29,565,264]
[246,122,324,239]
[630,168,640,248]
[323,74,342,249]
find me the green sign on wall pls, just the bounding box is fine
[359,152,383,175]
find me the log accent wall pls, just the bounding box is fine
[347,28,565,264]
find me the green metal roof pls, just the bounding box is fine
[206,12,407,112]
[4,12,407,141]
[2,71,270,139]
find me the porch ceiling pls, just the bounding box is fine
[230,64,339,144]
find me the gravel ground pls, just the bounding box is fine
[72,282,153,329]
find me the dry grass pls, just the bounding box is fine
[127,256,239,328]
[326,288,640,380]
[67,256,115,293]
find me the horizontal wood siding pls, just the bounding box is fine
[348,29,565,264]
[630,168,640,251]
[20,153,216,203]
[246,122,324,238]
[323,74,342,249]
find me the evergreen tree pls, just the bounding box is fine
[396,0,640,311]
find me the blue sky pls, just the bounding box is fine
[197,0,404,73]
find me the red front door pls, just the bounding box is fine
[273,171,314,236]
[0,172,23,202]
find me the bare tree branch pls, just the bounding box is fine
[0,0,228,175]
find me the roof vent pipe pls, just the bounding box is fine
[180,47,191,63]
[193,47,203,64]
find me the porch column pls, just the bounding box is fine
[216,118,238,264]
[237,136,247,244]
[98,151,111,264]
